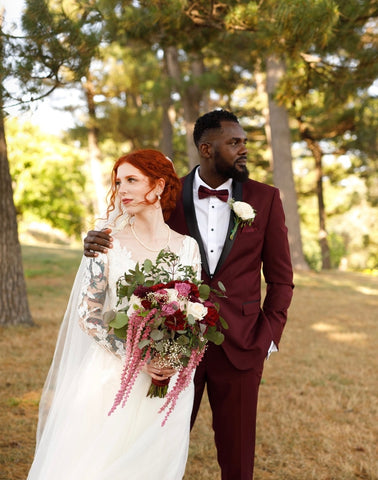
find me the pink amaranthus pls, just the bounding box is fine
[108,309,155,415]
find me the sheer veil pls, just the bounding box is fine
[36,201,128,444]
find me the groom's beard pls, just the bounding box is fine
[214,154,250,183]
[231,164,249,182]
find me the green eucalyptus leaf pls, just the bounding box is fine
[213,331,225,345]
[180,357,189,367]
[219,316,229,330]
[199,284,210,299]
[143,259,153,273]
[154,342,164,352]
[113,327,127,339]
[103,309,116,324]
[138,338,150,349]
[127,285,135,298]
[117,284,128,299]
[177,335,189,345]
[134,270,145,284]
[150,329,164,341]
[205,327,225,345]
[109,312,129,329]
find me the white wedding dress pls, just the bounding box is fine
[27,234,201,480]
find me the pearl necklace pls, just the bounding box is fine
[130,223,171,252]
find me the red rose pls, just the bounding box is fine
[203,302,219,326]
[188,282,200,298]
[134,285,150,298]
[164,310,187,331]
[141,299,152,309]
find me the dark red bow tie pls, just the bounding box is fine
[198,185,229,202]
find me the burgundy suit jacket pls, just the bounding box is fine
[168,168,294,370]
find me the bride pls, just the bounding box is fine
[27,150,201,480]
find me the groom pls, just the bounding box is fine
[83,109,294,479]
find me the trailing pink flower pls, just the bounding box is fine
[159,347,205,426]
[108,309,156,415]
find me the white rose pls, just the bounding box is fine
[187,301,208,320]
[127,294,142,313]
[232,201,255,221]
[166,288,178,302]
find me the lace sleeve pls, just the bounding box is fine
[78,255,125,358]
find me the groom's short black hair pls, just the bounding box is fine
[193,109,239,148]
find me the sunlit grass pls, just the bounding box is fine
[0,246,377,480]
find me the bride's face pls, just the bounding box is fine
[116,162,157,216]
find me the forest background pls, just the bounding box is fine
[1,2,377,323]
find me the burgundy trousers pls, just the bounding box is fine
[191,343,264,480]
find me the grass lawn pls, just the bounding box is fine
[0,245,377,480]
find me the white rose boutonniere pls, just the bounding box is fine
[228,199,256,240]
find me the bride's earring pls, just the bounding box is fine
[157,193,161,201]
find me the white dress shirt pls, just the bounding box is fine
[193,168,233,275]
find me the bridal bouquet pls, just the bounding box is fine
[107,250,227,424]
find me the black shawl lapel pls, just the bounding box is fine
[212,180,243,277]
[182,168,211,277]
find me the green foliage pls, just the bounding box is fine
[302,236,322,272]
[272,0,339,49]
[115,250,204,309]
[4,0,104,104]
[296,149,378,271]
[225,3,259,31]
[328,232,347,269]
[302,232,346,271]
[93,43,164,149]
[7,118,91,237]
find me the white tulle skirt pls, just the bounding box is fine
[27,343,193,480]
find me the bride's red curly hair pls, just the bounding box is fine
[107,149,182,221]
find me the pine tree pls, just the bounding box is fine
[0,9,33,326]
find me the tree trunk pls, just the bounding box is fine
[0,16,33,325]
[255,60,271,151]
[160,55,175,160]
[304,138,331,269]
[164,46,203,170]
[266,55,309,271]
[160,104,175,160]
[83,74,107,216]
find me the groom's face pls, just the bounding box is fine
[211,121,249,183]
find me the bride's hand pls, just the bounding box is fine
[142,359,176,381]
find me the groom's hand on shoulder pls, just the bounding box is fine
[83,228,113,257]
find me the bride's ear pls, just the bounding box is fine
[156,178,165,196]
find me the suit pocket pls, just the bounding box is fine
[241,224,258,233]
[241,302,274,357]
[242,300,261,316]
